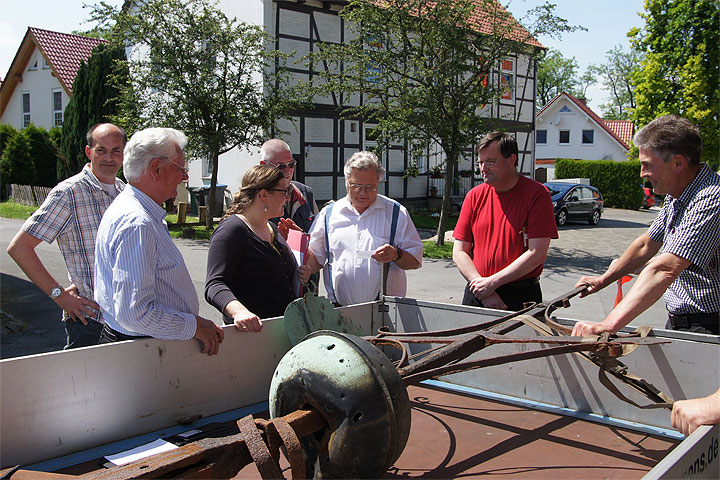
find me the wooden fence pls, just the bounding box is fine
[9,184,52,207]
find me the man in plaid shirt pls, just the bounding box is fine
[7,123,126,349]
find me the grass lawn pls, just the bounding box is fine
[422,240,454,259]
[166,214,215,240]
[0,201,37,219]
[409,210,459,231]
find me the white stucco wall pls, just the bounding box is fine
[535,97,628,162]
[0,46,68,131]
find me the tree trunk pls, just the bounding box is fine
[435,151,459,246]
[205,150,220,230]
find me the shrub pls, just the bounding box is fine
[0,124,19,199]
[555,158,643,209]
[0,133,37,188]
[23,124,60,187]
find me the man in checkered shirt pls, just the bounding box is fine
[7,123,126,349]
[572,115,719,337]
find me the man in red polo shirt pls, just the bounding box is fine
[453,131,558,311]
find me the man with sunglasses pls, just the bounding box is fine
[259,139,318,237]
[7,123,126,349]
[453,131,557,311]
[300,151,423,306]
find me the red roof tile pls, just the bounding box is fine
[604,120,634,146]
[371,0,543,48]
[537,92,632,151]
[29,27,107,94]
[466,0,543,48]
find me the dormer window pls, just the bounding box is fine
[559,105,572,113]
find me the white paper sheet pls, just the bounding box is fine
[105,438,178,466]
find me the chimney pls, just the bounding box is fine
[576,97,587,106]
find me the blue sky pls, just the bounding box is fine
[1,0,646,113]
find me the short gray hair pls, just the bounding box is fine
[123,128,188,183]
[259,139,291,163]
[343,151,385,179]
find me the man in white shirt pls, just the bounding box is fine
[300,151,422,306]
[94,127,223,355]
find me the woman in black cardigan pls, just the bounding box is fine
[205,165,299,333]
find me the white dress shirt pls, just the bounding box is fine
[308,195,423,305]
[94,185,198,339]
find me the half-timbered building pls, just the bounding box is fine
[193,0,542,205]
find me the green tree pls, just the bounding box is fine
[311,0,579,244]
[23,124,60,187]
[97,0,302,228]
[0,124,20,199]
[60,43,128,179]
[536,49,585,107]
[1,130,37,188]
[630,0,719,169]
[590,45,642,121]
[60,42,128,179]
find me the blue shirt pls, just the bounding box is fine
[648,164,720,315]
[94,185,198,339]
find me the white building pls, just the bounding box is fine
[0,28,107,131]
[535,92,634,182]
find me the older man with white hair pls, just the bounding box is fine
[94,127,224,355]
[300,151,422,306]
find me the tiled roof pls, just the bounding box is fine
[604,120,634,146]
[30,27,108,94]
[371,0,543,48]
[537,92,632,151]
[466,0,543,48]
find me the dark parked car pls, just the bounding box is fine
[544,182,604,226]
[641,186,655,209]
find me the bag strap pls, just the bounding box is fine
[379,201,402,299]
[324,202,336,301]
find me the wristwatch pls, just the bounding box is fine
[49,285,63,299]
[394,247,404,262]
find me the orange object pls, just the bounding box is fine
[614,276,633,307]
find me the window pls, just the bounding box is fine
[500,58,514,102]
[22,92,31,127]
[559,130,570,144]
[559,105,572,113]
[43,58,50,69]
[28,60,38,71]
[52,89,63,126]
[582,129,594,144]
[536,130,547,144]
[365,36,383,84]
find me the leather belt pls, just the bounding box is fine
[101,325,150,342]
[667,312,719,330]
[503,277,541,289]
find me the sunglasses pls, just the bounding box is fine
[270,160,297,170]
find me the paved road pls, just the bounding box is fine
[1,207,667,358]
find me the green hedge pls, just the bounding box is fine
[555,158,643,209]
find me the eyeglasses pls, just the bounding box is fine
[162,158,189,175]
[477,160,498,168]
[349,183,378,193]
[269,188,291,197]
[269,160,297,170]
